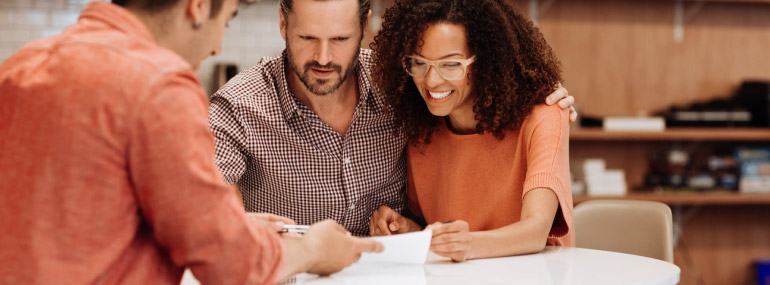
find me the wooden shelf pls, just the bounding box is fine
[573,191,770,205]
[697,0,770,3]
[570,128,770,141]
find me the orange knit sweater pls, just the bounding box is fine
[407,104,574,246]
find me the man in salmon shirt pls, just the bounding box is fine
[0,0,381,284]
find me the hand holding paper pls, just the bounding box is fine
[426,220,472,262]
[369,205,421,236]
[301,220,384,275]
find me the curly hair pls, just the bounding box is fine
[371,0,562,145]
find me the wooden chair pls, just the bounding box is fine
[574,199,674,263]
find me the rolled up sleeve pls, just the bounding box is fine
[522,106,573,241]
[208,92,249,185]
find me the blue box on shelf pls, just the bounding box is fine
[736,148,770,194]
[757,260,770,285]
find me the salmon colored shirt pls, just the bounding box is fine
[0,2,284,284]
[407,105,575,246]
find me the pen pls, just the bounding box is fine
[279,224,310,234]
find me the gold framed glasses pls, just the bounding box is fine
[403,55,476,81]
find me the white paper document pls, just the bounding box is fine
[357,229,432,264]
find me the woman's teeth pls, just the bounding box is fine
[429,90,452,99]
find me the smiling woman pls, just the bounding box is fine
[369,0,573,262]
[372,0,562,144]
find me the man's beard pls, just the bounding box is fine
[286,43,360,96]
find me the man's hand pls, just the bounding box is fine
[247,212,296,232]
[426,220,472,262]
[544,84,577,122]
[303,220,383,275]
[369,206,419,236]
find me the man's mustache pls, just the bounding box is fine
[304,61,342,73]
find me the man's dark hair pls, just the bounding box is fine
[279,0,370,29]
[112,0,224,18]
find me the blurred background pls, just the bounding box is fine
[2,0,769,284]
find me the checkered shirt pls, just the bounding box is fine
[208,49,407,236]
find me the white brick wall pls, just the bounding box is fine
[198,0,284,94]
[0,0,99,61]
[0,0,286,95]
[34,0,67,10]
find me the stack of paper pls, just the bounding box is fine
[583,159,627,196]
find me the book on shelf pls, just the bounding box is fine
[603,116,665,132]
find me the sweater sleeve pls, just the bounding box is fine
[127,71,284,284]
[521,105,574,243]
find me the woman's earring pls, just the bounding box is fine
[193,22,202,30]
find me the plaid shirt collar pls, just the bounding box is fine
[273,49,384,121]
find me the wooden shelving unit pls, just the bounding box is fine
[698,0,770,3]
[570,127,770,141]
[573,191,770,205]
[569,126,770,284]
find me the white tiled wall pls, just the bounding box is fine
[200,0,286,94]
[0,0,98,61]
[0,0,285,95]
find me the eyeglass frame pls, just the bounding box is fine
[402,55,476,81]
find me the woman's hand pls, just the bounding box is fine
[426,220,472,262]
[369,206,419,236]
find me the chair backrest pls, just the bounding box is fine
[574,199,674,263]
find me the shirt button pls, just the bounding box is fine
[349,204,356,210]
[343,157,351,164]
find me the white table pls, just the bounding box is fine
[183,246,680,285]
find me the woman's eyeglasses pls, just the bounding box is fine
[402,55,476,81]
